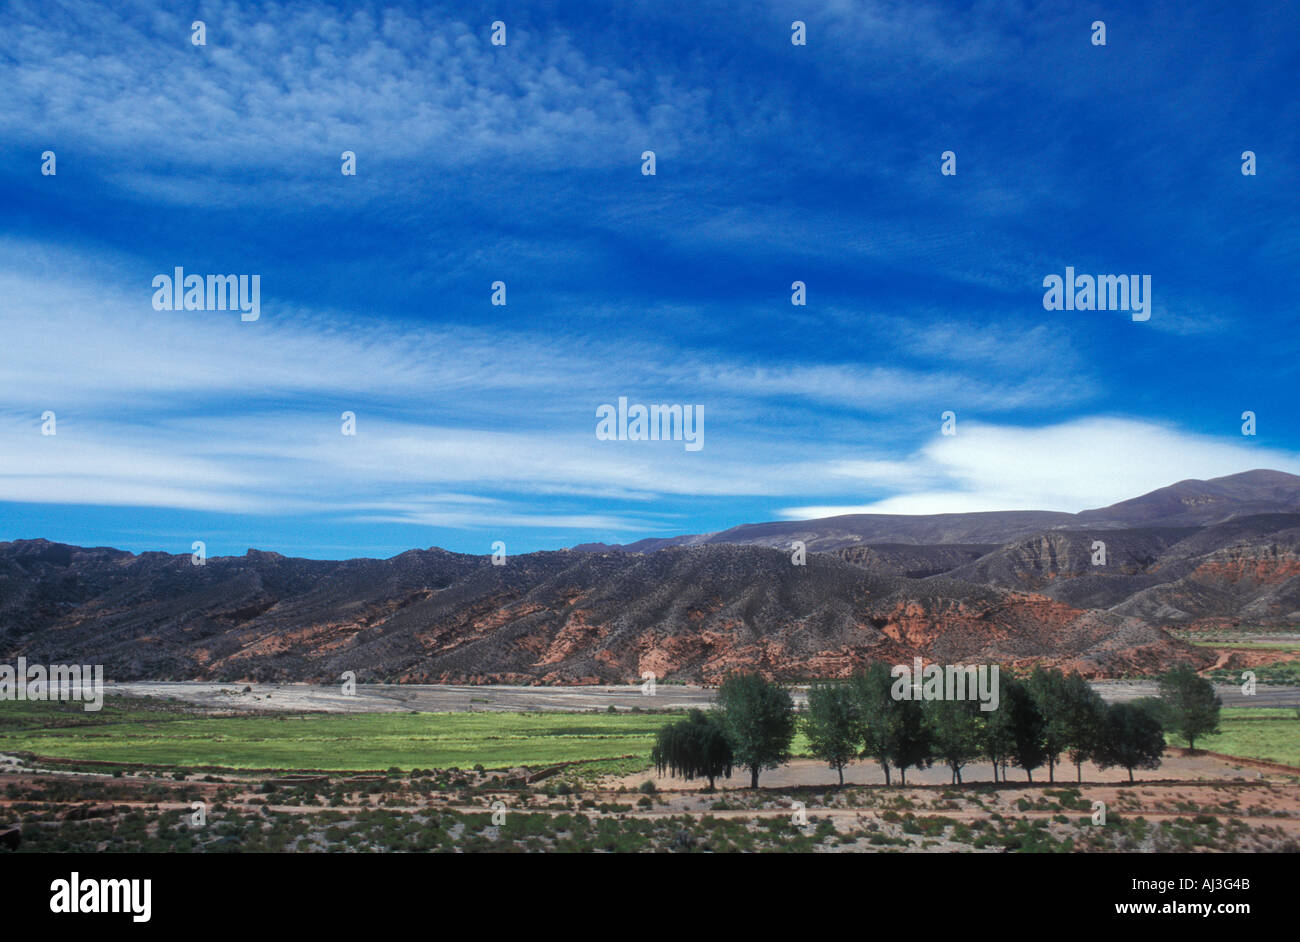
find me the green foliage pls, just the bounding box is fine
[885,695,931,785]
[716,673,795,788]
[1093,702,1165,781]
[849,663,899,785]
[853,664,931,784]
[924,695,982,784]
[1062,673,1107,782]
[1003,675,1047,782]
[981,669,1016,782]
[802,682,861,785]
[1027,666,1069,779]
[1130,695,1173,728]
[981,671,1047,782]
[1158,663,1222,750]
[650,709,733,789]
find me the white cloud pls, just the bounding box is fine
[0,243,1277,534]
[781,417,1300,518]
[0,2,712,205]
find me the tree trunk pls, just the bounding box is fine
[1025,769,1032,783]
[956,766,963,785]
[1048,757,1055,783]
[750,766,759,789]
[1076,760,1082,784]
[707,775,715,791]
[1128,767,1134,783]
[992,761,998,784]
[899,767,906,786]
[837,765,844,787]
[881,761,891,786]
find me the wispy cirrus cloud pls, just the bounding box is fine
[3,0,1295,556]
[0,241,1082,415]
[1,1,713,203]
[1,241,1099,531]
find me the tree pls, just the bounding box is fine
[1131,695,1173,730]
[847,663,935,786]
[982,670,1012,783]
[1093,702,1165,782]
[1056,672,1107,783]
[851,664,898,785]
[650,709,733,790]
[1027,666,1070,782]
[989,674,1046,782]
[886,696,931,786]
[717,672,795,788]
[925,695,983,784]
[803,682,862,786]
[1158,662,1221,750]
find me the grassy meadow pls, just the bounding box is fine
[0,699,676,771]
[1195,707,1300,767]
[0,696,1294,773]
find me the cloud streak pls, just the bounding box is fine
[782,418,1300,518]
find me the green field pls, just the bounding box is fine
[2,697,1294,773]
[1171,626,1300,651]
[0,699,678,771]
[1195,707,1300,767]
[1207,660,1300,686]
[0,697,188,731]
[1187,641,1300,650]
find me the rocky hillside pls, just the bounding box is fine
[577,470,1300,552]
[6,470,1298,685]
[0,540,1201,684]
[894,514,1300,625]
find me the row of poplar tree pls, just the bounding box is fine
[650,663,1222,789]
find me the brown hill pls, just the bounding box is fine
[919,514,1300,624]
[8,471,1299,685]
[0,540,1201,684]
[577,470,1300,553]
[1079,469,1300,527]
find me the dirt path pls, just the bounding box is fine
[607,754,1300,791]
[107,679,1300,713]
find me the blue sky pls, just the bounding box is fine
[2,0,1298,559]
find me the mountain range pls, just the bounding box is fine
[2,470,1298,684]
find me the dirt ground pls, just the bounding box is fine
[608,753,1290,791]
[106,681,717,713]
[108,679,1300,714]
[4,747,1298,853]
